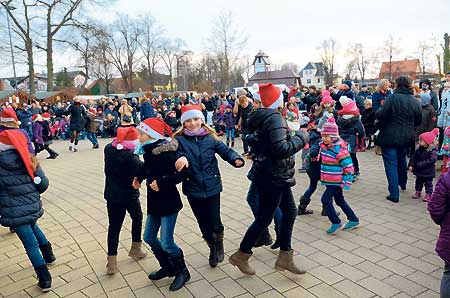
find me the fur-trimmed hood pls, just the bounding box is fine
[151,139,179,155]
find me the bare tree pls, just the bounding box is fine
[345,59,356,80]
[89,30,114,93]
[382,35,401,81]
[348,43,374,83]
[429,35,444,76]
[318,38,337,86]
[138,14,163,90]
[417,41,432,75]
[1,0,36,93]
[36,0,83,91]
[281,62,299,73]
[160,37,184,91]
[208,10,248,90]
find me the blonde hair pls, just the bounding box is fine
[364,99,372,107]
[173,123,218,140]
[377,79,390,90]
[239,95,247,105]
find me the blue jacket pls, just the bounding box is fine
[0,150,49,227]
[140,101,154,121]
[372,90,392,112]
[176,133,243,199]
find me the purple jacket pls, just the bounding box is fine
[222,111,235,128]
[429,169,450,265]
[410,147,437,178]
[32,121,44,145]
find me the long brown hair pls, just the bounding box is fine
[31,156,39,172]
[173,123,218,140]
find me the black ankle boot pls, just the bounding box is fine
[297,196,313,215]
[231,140,235,147]
[148,248,174,280]
[35,265,52,292]
[168,249,191,291]
[254,229,273,247]
[39,242,56,264]
[212,232,224,263]
[205,239,218,267]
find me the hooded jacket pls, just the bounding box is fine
[336,116,365,154]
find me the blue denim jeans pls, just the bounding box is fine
[442,264,450,298]
[14,222,49,268]
[86,132,98,145]
[225,127,235,142]
[381,147,408,198]
[320,185,359,224]
[246,182,282,236]
[302,176,319,204]
[144,213,180,256]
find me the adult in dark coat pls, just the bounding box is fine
[302,86,318,112]
[336,116,365,174]
[428,167,450,297]
[419,79,439,111]
[229,83,308,276]
[372,79,392,112]
[332,80,355,110]
[66,98,86,152]
[0,129,54,291]
[376,76,422,202]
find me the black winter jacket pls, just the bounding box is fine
[410,147,438,178]
[337,116,365,154]
[246,108,306,187]
[176,133,243,199]
[376,88,422,148]
[361,107,376,136]
[138,139,187,216]
[306,129,321,181]
[0,150,49,227]
[415,104,437,138]
[67,103,86,131]
[104,144,143,203]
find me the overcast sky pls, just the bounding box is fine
[1,0,449,78]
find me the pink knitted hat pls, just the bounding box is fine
[321,90,333,105]
[338,96,359,116]
[419,128,439,145]
[321,117,339,137]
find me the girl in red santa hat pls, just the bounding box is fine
[133,117,191,291]
[173,104,244,269]
[0,128,55,292]
[103,126,146,275]
[336,96,365,179]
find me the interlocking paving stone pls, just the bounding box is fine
[0,139,445,297]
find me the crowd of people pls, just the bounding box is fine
[1,73,450,296]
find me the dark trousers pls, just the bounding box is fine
[241,128,249,153]
[350,153,360,173]
[106,199,143,256]
[381,147,408,198]
[34,142,57,157]
[240,183,297,253]
[246,181,282,237]
[187,194,224,241]
[415,176,434,194]
[442,263,450,298]
[302,176,320,204]
[320,185,359,224]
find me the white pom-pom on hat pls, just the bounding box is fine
[339,96,351,106]
[116,143,123,150]
[33,176,42,184]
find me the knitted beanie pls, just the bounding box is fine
[321,117,339,137]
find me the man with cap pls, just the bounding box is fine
[229,83,308,276]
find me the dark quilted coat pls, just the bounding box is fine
[246,108,306,187]
[0,150,49,227]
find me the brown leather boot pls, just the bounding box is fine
[274,250,306,275]
[106,255,118,275]
[129,241,147,260]
[229,250,255,275]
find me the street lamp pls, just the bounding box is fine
[2,3,17,89]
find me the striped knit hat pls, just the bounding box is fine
[321,117,339,137]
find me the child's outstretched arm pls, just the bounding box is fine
[337,144,354,190]
[215,139,245,168]
[428,175,449,225]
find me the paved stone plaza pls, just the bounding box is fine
[0,137,444,298]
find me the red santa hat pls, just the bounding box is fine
[137,117,173,141]
[0,130,41,184]
[32,114,42,122]
[0,108,19,124]
[115,126,138,150]
[419,128,439,145]
[321,90,334,105]
[180,105,205,123]
[338,96,359,116]
[41,113,52,120]
[258,83,283,109]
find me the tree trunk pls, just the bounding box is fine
[437,54,442,77]
[47,13,54,92]
[26,40,35,94]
